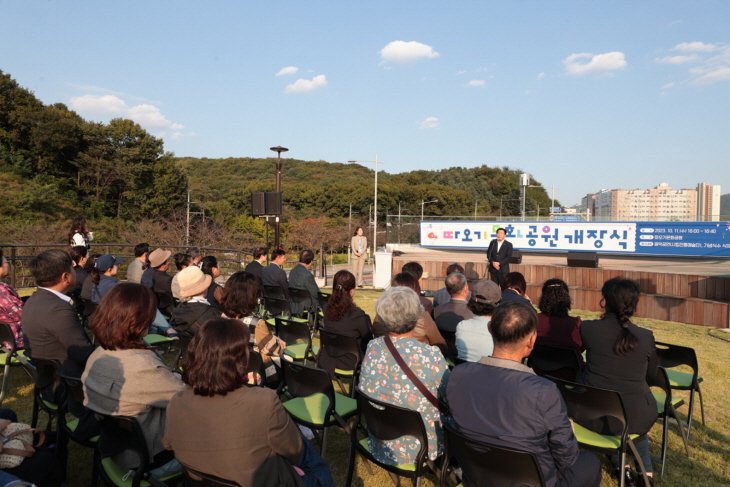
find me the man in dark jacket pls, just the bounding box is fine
[487,227,513,286]
[244,247,268,282]
[288,249,320,316]
[447,302,601,487]
[262,248,290,299]
[22,249,95,402]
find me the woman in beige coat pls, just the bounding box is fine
[350,227,367,287]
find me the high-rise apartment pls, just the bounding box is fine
[696,183,721,221]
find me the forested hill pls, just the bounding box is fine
[175,156,556,224]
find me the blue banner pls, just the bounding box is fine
[420,221,730,257]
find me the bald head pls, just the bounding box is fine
[489,302,538,355]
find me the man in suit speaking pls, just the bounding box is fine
[487,227,513,286]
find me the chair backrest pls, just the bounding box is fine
[549,377,629,439]
[56,372,88,418]
[655,342,699,381]
[280,360,335,409]
[275,317,311,347]
[264,297,291,318]
[96,414,149,466]
[289,288,313,307]
[527,343,582,381]
[0,323,17,405]
[264,285,287,300]
[318,331,362,370]
[317,292,330,312]
[442,422,546,487]
[647,366,673,410]
[354,388,429,462]
[182,465,241,487]
[247,350,266,387]
[32,357,61,392]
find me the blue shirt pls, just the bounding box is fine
[455,315,493,362]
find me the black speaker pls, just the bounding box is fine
[252,192,266,216]
[265,191,282,215]
[509,249,522,264]
[567,251,599,268]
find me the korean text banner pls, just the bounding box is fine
[419,221,730,257]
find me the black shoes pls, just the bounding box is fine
[616,467,654,487]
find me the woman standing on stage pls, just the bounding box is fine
[350,227,367,288]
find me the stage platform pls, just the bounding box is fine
[389,246,730,328]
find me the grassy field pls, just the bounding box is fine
[3,290,730,486]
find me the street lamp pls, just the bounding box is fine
[270,146,289,248]
[421,199,438,221]
[348,155,385,266]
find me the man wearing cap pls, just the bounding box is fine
[455,280,501,362]
[91,254,124,303]
[145,248,174,314]
[262,248,290,300]
[170,266,222,341]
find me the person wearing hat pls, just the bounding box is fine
[141,248,170,289]
[455,279,501,363]
[170,266,222,342]
[89,254,124,304]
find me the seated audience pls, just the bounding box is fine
[318,270,372,374]
[432,263,471,307]
[141,248,168,289]
[535,279,584,381]
[126,242,150,284]
[89,254,123,304]
[150,249,174,314]
[288,249,320,316]
[579,278,657,484]
[187,246,203,267]
[83,283,184,478]
[455,279,500,362]
[68,245,88,300]
[497,271,531,309]
[170,252,192,300]
[80,253,101,303]
[0,249,24,348]
[447,302,601,487]
[433,272,474,358]
[359,286,449,466]
[200,255,224,309]
[219,272,284,383]
[170,266,222,342]
[401,261,433,313]
[262,248,290,299]
[373,273,446,356]
[244,247,268,284]
[163,318,334,487]
[22,249,94,402]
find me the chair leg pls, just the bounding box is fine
[686,389,696,438]
[669,405,691,457]
[31,394,39,429]
[335,377,348,396]
[627,441,651,487]
[697,383,705,426]
[345,435,357,487]
[619,451,626,487]
[321,427,328,459]
[387,471,400,486]
[660,415,669,478]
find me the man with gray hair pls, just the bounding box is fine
[432,263,471,308]
[446,302,601,487]
[433,272,474,359]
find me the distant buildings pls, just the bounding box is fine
[577,182,721,221]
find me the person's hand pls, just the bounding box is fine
[493,262,500,270]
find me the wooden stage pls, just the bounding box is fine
[390,249,730,328]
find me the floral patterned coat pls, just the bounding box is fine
[0,283,24,348]
[358,336,450,465]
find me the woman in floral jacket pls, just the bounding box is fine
[0,249,24,348]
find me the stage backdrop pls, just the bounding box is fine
[419,221,730,257]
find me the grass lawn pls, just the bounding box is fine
[3,290,729,486]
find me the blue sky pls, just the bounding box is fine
[2,1,729,207]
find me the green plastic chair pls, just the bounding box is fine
[275,317,320,364]
[0,322,34,406]
[278,360,356,458]
[30,358,63,435]
[655,341,704,438]
[263,297,309,328]
[550,378,651,487]
[647,366,690,477]
[317,330,364,396]
[56,372,99,479]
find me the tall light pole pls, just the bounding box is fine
[348,156,384,268]
[421,199,438,221]
[270,146,288,248]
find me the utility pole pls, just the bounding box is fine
[270,146,288,249]
[186,191,204,246]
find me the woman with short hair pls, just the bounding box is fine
[499,271,531,307]
[83,283,184,478]
[579,277,658,484]
[163,318,334,487]
[200,255,223,308]
[358,286,450,466]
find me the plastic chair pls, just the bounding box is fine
[526,343,582,382]
[345,389,432,487]
[0,322,33,406]
[440,422,546,487]
[30,358,63,434]
[655,341,704,438]
[181,465,241,487]
[263,285,287,300]
[317,330,363,396]
[95,414,182,487]
[275,317,319,364]
[647,366,691,477]
[278,360,356,458]
[56,372,99,478]
[549,378,650,487]
[263,297,309,327]
[289,287,315,320]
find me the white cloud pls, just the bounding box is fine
[672,42,721,53]
[69,94,185,136]
[275,66,299,76]
[690,66,730,85]
[563,51,627,76]
[661,82,675,89]
[419,117,439,129]
[285,74,328,93]
[537,72,546,80]
[455,70,467,75]
[380,40,439,64]
[655,54,701,64]
[466,79,485,87]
